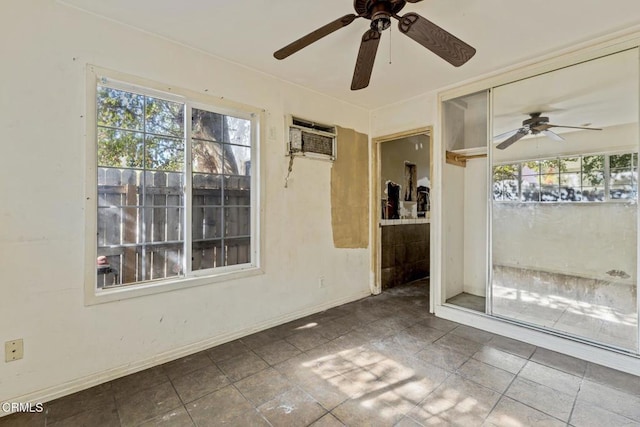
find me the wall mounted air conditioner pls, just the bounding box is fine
[286,115,337,161]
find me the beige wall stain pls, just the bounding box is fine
[331,126,369,248]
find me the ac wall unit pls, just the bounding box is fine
[287,115,337,161]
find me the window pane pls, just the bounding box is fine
[563,157,581,172]
[192,240,223,271]
[192,109,224,142]
[224,145,251,176]
[151,248,183,279]
[493,164,519,180]
[541,173,559,186]
[582,155,604,187]
[97,86,144,131]
[192,140,223,174]
[521,179,540,202]
[192,207,222,240]
[98,128,144,168]
[582,171,604,187]
[225,180,251,206]
[145,97,184,137]
[225,207,250,237]
[610,153,633,169]
[582,187,605,201]
[539,159,559,174]
[493,180,518,201]
[560,172,581,201]
[225,116,251,146]
[493,164,519,201]
[97,254,121,288]
[140,207,183,243]
[225,237,251,266]
[146,136,184,171]
[98,207,128,246]
[610,185,636,200]
[523,161,540,174]
[541,185,559,202]
[193,174,222,206]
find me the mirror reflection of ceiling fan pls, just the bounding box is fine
[495,112,602,150]
[273,0,476,90]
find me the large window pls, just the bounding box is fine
[95,79,257,290]
[493,152,638,202]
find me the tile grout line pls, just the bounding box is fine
[480,343,535,425]
[165,365,200,427]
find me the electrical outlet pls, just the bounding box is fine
[319,277,325,288]
[5,339,23,362]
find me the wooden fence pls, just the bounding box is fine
[97,167,250,288]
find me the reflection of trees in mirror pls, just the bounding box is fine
[494,152,638,202]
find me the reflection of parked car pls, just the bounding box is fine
[582,188,605,201]
[560,187,582,201]
[610,186,636,199]
[521,185,604,202]
[493,180,518,200]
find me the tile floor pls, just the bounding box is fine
[446,292,485,312]
[2,279,640,426]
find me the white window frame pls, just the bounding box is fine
[84,66,263,305]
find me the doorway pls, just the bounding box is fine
[372,128,432,296]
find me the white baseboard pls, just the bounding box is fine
[2,289,371,413]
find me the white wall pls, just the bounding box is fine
[443,164,465,299]
[0,1,370,403]
[463,158,488,296]
[371,93,437,139]
[493,203,637,283]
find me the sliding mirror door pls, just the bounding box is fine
[491,48,639,352]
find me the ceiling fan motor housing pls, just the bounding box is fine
[354,0,406,19]
[523,114,549,134]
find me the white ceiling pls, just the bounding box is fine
[493,48,639,136]
[60,0,640,110]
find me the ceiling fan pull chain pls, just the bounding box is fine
[389,25,392,64]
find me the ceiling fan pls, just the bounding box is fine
[273,0,476,90]
[495,112,602,150]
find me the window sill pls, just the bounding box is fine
[85,266,264,306]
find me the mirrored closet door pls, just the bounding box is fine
[490,48,639,352]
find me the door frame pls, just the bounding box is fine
[370,126,434,295]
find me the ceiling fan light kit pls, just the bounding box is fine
[274,0,477,90]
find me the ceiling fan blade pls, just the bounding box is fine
[493,128,519,141]
[397,12,476,67]
[496,128,528,150]
[351,29,381,90]
[274,14,358,60]
[541,124,603,131]
[542,130,565,142]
